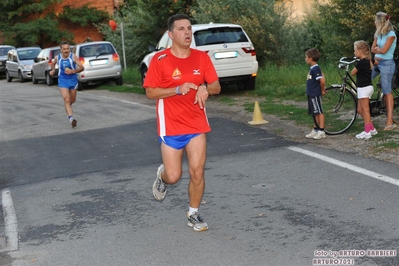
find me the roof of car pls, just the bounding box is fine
[74,41,113,47]
[42,46,61,50]
[193,23,242,27]
[157,23,243,35]
[158,23,242,33]
[191,23,242,30]
[14,47,41,50]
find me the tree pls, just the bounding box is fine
[0,0,109,47]
[101,0,302,68]
[306,0,399,61]
[0,0,65,46]
[100,0,197,67]
[191,0,296,66]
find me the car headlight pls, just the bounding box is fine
[23,65,32,70]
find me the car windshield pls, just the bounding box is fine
[79,43,115,57]
[194,27,249,46]
[18,49,41,60]
[0,47,13,56]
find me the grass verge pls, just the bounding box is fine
[98,65,399,152]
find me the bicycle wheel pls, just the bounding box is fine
[313,85,358,135]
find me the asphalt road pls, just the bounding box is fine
[0,79,398,266]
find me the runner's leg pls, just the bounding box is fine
[185,134,207,208]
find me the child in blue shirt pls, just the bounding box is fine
[305,48,326,140]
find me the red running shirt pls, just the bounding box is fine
[143,48,218,137]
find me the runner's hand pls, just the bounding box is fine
[194,84,209,109]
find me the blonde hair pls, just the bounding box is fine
[374,11,394,37]
[354,40,373,69]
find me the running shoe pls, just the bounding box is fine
[187,211,209,232]
[356,131,372,140]
[71,119,77,128]
[313,131,326,140]
[152,164,167,201]
[305,129,318,138]
[370,128,378,135]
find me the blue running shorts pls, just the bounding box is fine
[159,134,200,150]
[59,78,78,90]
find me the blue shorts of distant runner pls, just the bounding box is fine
[59,79,78,90]
[159,134,200,150]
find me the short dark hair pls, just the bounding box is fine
[305,48,320,62]
[60,40,70,48]
[167,14,190,31]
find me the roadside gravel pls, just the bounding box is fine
[84,89,399,166]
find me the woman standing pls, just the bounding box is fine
[371,11,397,130]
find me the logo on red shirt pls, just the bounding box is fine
[172,68,182,80]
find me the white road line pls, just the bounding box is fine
[1,189,19,251]
[288,146,399,187]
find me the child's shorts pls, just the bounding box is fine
[307,95,323,115]
[357,85,373,99]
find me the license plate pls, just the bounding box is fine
[90,59,108,66]
[214,51,238,59]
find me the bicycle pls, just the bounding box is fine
[314,57,399,135]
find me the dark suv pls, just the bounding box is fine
[31,46,61,86]
[0,45,16,76]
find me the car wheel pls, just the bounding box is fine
[245,77,256,90]
[46,72,54,86]
[18,71,25,83]
[77,81,85,91]
[6,71,12,82]
[32,72,38,84]
[115,76,123,86]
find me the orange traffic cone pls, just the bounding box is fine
[248,101,268,125]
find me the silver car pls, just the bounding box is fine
[31,46,61,86]
[5,47,42,82]
[72,41,123,90]
[0,45,16,76]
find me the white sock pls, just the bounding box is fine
[69,116,74,122]
[189,207,198,216]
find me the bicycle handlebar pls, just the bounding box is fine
[337,57,359,70]
[339,57,358,66]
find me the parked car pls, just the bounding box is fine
[140,23,258,90]
[31,46,61,86]
[72,41,123,90]
[5,47,42,82]
[0,45,16,76]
